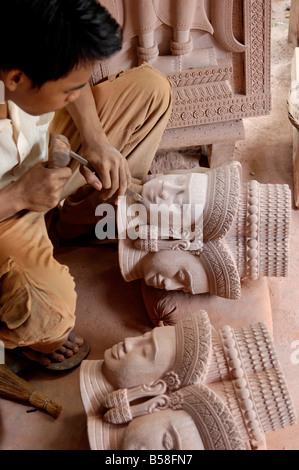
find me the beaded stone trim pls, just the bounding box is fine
[219,324,265,444]
[226,180,291,280]
[246,180,260,280]
[232,322,297,433]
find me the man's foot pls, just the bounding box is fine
[21,332,85,367]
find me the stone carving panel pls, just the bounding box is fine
[94,0,272,130]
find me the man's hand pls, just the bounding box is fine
[64,83,131,204]
[14,162,72,212]
[80,140,131,202]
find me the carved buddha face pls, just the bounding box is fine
[121,409,204,450]
[103,326,176,389]
[142,250,209,294]
[141,173,208,226]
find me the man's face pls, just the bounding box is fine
[4,63,93,116]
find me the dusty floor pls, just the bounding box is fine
[0,0,298,450]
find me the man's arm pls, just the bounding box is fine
[0,183,24,222]
[0,163,72,222]
[66,84,131,202]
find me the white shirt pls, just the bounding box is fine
[0,100,54,190]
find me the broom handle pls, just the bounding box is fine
[0,365,62,418]
[27,389,62,419]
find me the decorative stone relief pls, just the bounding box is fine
[80,311,297,450]
[93,0,272,130]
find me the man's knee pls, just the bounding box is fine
[135,65,173,112]
[0,257,77,351]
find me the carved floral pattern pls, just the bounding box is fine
[164,371,181,391]
[166,0,271,129]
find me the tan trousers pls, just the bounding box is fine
[52,64,173,234]
[0,64,172,352]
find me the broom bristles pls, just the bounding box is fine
[0,365,62,419]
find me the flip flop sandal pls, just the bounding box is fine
[46,340,91,371]
[5,340,91,373]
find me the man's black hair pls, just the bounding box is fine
[0,0,122,87]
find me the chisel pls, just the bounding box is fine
[49,135,144,203]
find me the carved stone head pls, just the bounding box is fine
[117,162,291,299]
[80,313,297,450]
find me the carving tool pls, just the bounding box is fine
[70,150,144,203]
[49,135,144,203]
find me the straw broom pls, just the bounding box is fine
[0,364,62,419]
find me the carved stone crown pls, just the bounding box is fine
[163,310,212,391]
[203,161,241,240]
[199,239,241,300]
[169,384,245,451]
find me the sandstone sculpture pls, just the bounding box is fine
[94,0,271,128]
[80,311,297,450]
[92,0,271,164]
[117,162,291,299]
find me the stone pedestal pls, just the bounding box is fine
[158,120,245,168]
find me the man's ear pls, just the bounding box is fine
[3,70,28,92]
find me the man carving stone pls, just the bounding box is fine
[0,0,172,368]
